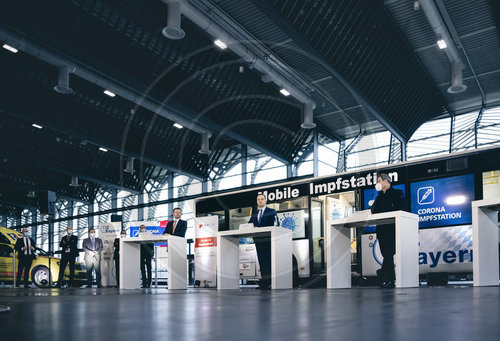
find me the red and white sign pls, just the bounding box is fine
[194,216,218,287]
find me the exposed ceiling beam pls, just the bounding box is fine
[0,106,203,181]
[1,150,137,195]
[166,100,290,164]
[0,24,291,168]
[248,0,408,144]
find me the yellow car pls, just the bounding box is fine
[0,226,87,287]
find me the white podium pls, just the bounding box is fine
[217,227,293,290]
[326,210,419,289]
[472,197,500,287]
[119,235,187,289]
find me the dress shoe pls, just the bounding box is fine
[86,285,92,288]
[97,285,103,288]
[381,281,395,289]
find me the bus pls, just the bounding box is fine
[194,146,500,286]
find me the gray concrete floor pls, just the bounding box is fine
[1,286,499,341]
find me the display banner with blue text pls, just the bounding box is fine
[410,174,474,228]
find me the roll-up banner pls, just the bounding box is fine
[98,222,121,287]
[194,216,218,287]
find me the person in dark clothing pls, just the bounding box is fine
[113,230,127,287]
[56,226,79,288]
[248,194,279,289]
[14,228,36,288]
[139,225,154,288]
[370,173,408,288]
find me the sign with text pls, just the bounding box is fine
[410,174,475,228]
[194,216,218,287]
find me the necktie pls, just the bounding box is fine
[91,238,95,250]
[24,237,31,255]
[258,209,262,223]
[172,220,177,234]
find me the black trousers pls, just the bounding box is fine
[377,224,396,281]
[16,257,33,286]
[57,256,76,286]
[114,255,119,286]
[254,237,271,287]
[141,256,152,287]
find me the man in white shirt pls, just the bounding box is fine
[162,208,187,237]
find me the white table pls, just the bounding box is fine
[472,197,500,286]
[119,235,187,289]
[326,210,419,289]
[217,227,292,289]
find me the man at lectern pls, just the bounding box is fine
[248,194,279,289]
[370,173,408,288]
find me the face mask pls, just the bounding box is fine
[375,183,383,192]
[121,234,126,238]
[67,230,72,236]
[140,229,146,233]
[90,233,95,238]
[24,232,31,238]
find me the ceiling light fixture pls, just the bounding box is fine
[32,123,43,129]
[214,39,227,50]
[437,39,447,49]
[99,147,108,152]
[280,88,290,96]
[103,90,116,97]
[173,123,183,129]
[2,44,18,53]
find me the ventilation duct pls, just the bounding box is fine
[447,61,467,94]
[166,0,316,123]
[69,176,79,187]
[54,66,73,94]
[162,1,185,40]
[198,132,211,154]
[124,157,135,173]
[301,102,316,129]
[419,0,466,94]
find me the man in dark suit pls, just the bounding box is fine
[139,225,154,288]
[162,207,188,238]
[82,228,103,288]
[56,226,79,288]
[248,194,279,289]
[370,173,408,288]
[15,227,36,288]
[114,230,126,287]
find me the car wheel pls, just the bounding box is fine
[32,266,52,288]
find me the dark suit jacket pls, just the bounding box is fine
[163,219,187,237]
[15,236,37,260]
[59,234,79,258]
[113,238,120,260]
[248,207,279,227]
[82,237,103,257]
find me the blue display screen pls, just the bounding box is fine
[410,174,474,228]
[363,184,406,232]
[129,224,167,246]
